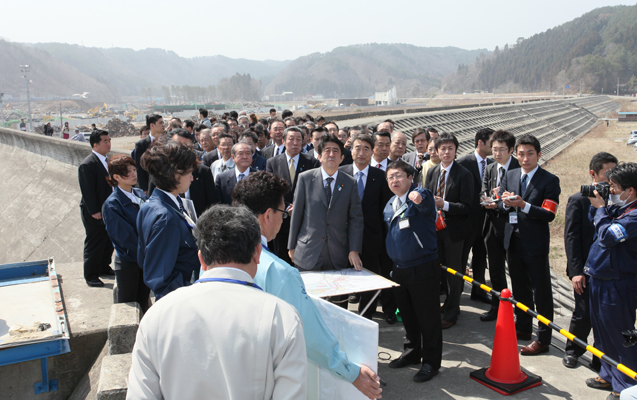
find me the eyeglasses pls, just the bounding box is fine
[491,147,510,153]
[274,208,289,219]
[387,174,407,182]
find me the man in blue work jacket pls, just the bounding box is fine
[585,162,637,400]
[231,171,382,399]
[383,160,442,383]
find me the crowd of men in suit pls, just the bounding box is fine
[77,107,637,398]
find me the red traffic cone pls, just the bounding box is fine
[470,289,542,395]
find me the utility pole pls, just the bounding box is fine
[57,96,63,130]
[0,93,4,128]
[617,78,620,97]
[20,65,33,132]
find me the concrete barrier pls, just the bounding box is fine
[96,354,131,400]
[108,303,141,356]
[0,127,92,167]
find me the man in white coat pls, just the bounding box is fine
[127,205,307,400]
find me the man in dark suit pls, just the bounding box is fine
[306,126,327,162]
[266,127,320,263]
[324,121,353,165]
[288,134,364,276]
[202,123,226,166]
[480,130,520,321]
[402,128,430,186]
[262,119,286,159]
[424,133,473,329]
[562,152,616,368]
[340,133,394,321]
[457,128,495,304]
[78,130,114,287]
[239,130,267,171]
[134,115,165,192]
[215,142,255,205]
[499,134,561,355]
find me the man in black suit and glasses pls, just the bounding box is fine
[78,130,114,287]
[499,134,561,356]
[134,114,165,193]
[424,133,474,330]
[479,130,520,321]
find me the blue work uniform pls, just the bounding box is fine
[254,238,360,383]
[137,189,200,300]
[585,200,637,393]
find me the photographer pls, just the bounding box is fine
[562,152,617,369]
[585,162,637,399]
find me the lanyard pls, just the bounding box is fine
[261,242,270,252]
[195,277,263,291]
[609,200,637,220]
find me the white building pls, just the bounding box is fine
[375,87,397,106]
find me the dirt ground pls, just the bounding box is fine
[544,98,637,280]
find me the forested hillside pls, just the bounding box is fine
[443,5,637,94]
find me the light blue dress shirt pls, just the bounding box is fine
[254,238,360,383]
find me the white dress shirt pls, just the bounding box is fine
[372,157,388,171]
[474,150,487,181]
[519,165,539,214]
[118,187,144,205]
[274,143,285,156]
[321,167,338,193]
[352,164,369,189]
[235,166,251,181]
[155,188,181,209]
[285,153,300,172]
[496,157,513,187]
[92,150,108,172]
[435,161,454,211]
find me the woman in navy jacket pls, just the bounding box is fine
[102,155,151,312]
[137,139,200,300]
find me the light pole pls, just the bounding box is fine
[0,92,4,128]
[20,65,33,132]
[57,96,63,130]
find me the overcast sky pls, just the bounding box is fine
[2,0,631,61]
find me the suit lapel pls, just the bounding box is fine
[329,172,346,207]
[92,152,108,175]
[523,167,541,201]
[314,170,329,208]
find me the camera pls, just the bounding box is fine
[622,329,637,348]
[581,181,610,200]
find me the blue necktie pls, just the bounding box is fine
[356,171,365,200]
[176,196,186,214]
[325,177,334,206]
[520,174,528,198]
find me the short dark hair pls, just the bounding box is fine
[269,118,285,129]
[168,120,181,130]
[281,109,293,119]
[284,126,303,141]
[427,127,439,135]
[218,132,236,144]
[324,121,339,130]
[435,133,459,151]
[384,119,395,127]
[490,130,516,150]
[387,160,414,178]
[373,130,391,144]
[211,122,228,133]
[351,133,375,149]
[90,129,109,147]
[194,124,205,133]
[317,134,344,156]
[229,110,238,119]
[311,126,328,138]
[515,134,541,153]
[239,130,258,144]
[284,116,296,125]
[412,128,429,144]
[254,123,270,139]
[194,205,261,266]
[316,116,325,122]
[232,171,290,215]
[606,162,637,192]
[170,128,195,143]
[146,114,162,128]
[590,152,618,174]
[269,108,276,113]
[184,120,195,129]
[474,128,495,148]
[140,126,150,134]
[350,125,365,135]
[106,155,136,187]
[140,140,197,192]
[199,108,208,118]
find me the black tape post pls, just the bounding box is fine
[439,264,637,380]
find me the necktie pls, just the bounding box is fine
[221,163,227,172]
[289,158,296,182]
[520,174,528,198]
[480,160,486,180]
[176,196,186,214]
[498,167,505,187]
[356,171,365,200]
[325,177,334,206]
[416,154,423,169]
[376,163,382,169]
[436,169,446,198]
[276,146,281,156]
[393,197,402,213]
[238,173,245,181]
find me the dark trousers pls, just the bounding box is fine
[114,257,151,313]
[379,250,397,316]
[272,217,292,265]
[358,250,396,319]
[590,277,637,392]
[565,275,593,357]
[462,215,488,297]
[485,220,509,310]
[392,259,442,369]
[507,235,554,345]
[81,206,114,281]
[438,229,465,323]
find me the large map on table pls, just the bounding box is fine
[300,268,396,297]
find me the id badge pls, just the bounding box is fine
[509,212,518,224]
[398,217,410,230]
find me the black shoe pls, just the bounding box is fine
[480,309,498,322]
[413,364,439,383]
[86,278,105,287]
[562,354,578,368]
[99,268,115,277]
[348,294,360,304]
[516,331,532,341]
[385,314,397,325]
[585,376,612,391]
[471,292,492,304]
[607,391,620,400]
[388,357,420,369]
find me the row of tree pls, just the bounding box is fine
[151,73,262,104]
